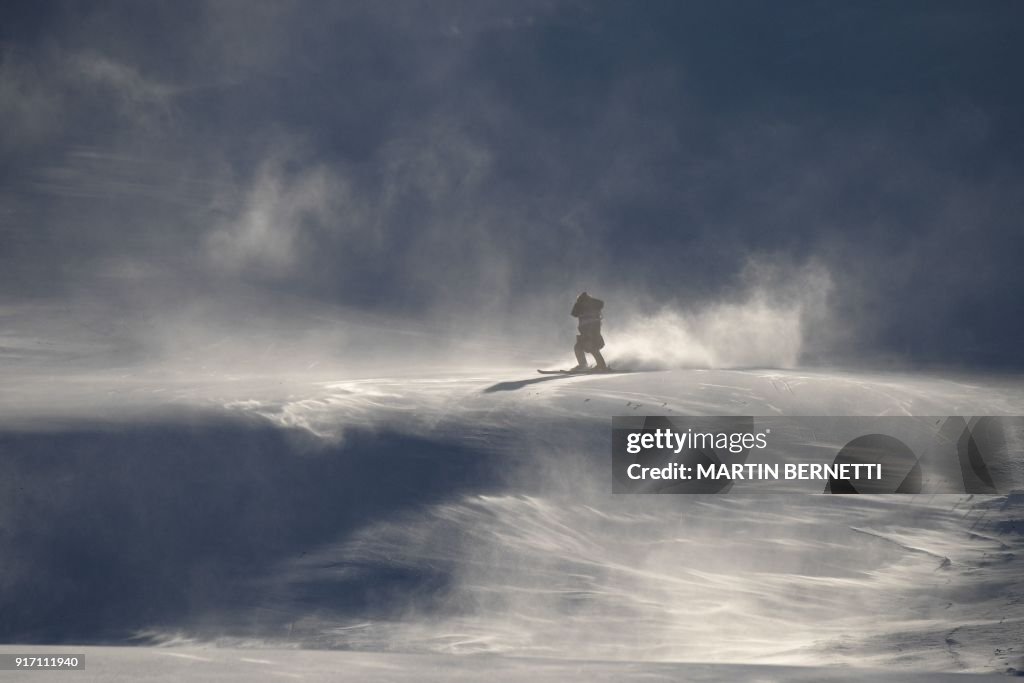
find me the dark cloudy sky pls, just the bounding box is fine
[2,1,1023,367]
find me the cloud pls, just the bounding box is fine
[207,157,347,276]
[2,2,1023,367]
[72,52,176,104]
[0,50,64,151]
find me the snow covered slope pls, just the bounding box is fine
[0,644,1012,682]
[2,367,1023,678]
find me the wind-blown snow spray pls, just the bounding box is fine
[607,262,833,370]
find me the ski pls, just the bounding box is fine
[537,367,614,375]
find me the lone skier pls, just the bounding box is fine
[571,291,608,371]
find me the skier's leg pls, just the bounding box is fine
[591,350,607,369]
[573,337,588,369]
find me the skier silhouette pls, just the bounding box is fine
[571,291,608,371]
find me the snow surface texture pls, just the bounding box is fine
[2,366,1023,679]
[0,644,1012,682]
